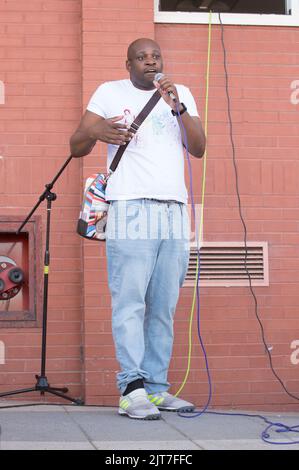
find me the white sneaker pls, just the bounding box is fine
[148,392,195,412]
[119,388,161,420]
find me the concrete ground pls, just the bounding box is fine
[0,402,299,450]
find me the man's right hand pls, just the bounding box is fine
[70,111,134,157]
[89,115,134,146]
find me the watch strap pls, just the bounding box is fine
[171,102,187,116]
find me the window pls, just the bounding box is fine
[155,0,299,26]
[159,0,289,15]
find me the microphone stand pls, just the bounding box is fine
[0,155,83,405]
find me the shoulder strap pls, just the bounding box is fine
[109,89,161,173]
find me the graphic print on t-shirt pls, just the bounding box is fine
[122,107,181,149]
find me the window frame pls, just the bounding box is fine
[154,0,299,27]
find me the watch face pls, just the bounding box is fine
[180,103,187,113]
[172,103,187,116]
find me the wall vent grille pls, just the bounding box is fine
[184,241,269,287]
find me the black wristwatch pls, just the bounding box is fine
[171,102,187,116]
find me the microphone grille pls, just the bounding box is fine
[154,72,164,82]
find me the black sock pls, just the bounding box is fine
[123,379,144,396]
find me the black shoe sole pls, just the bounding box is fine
[158,407,195,412]
[119,411,161,420]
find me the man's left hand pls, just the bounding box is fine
[153,74,179,110]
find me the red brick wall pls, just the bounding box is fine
[0,0,83,400]
[1,1,299,410]
[155,24,299,410]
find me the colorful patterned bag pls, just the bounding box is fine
[77,172,110,241]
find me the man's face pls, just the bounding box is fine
[126,40,163,90]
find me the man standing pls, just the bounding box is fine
[70,38,205,420]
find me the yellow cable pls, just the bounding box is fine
[175,10,212,397]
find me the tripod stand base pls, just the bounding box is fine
[0,375,84,405]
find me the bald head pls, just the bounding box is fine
[127,38,161,61]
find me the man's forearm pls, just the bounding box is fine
[176,111,206,158]
[70,130,97,158]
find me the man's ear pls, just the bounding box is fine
[126,60,131,72]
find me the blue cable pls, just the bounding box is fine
[176,100,299,446]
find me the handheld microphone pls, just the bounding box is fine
[154,73,177,102]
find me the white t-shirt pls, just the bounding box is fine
[86,79,199,204]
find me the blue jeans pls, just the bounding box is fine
[105,199,190,395]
